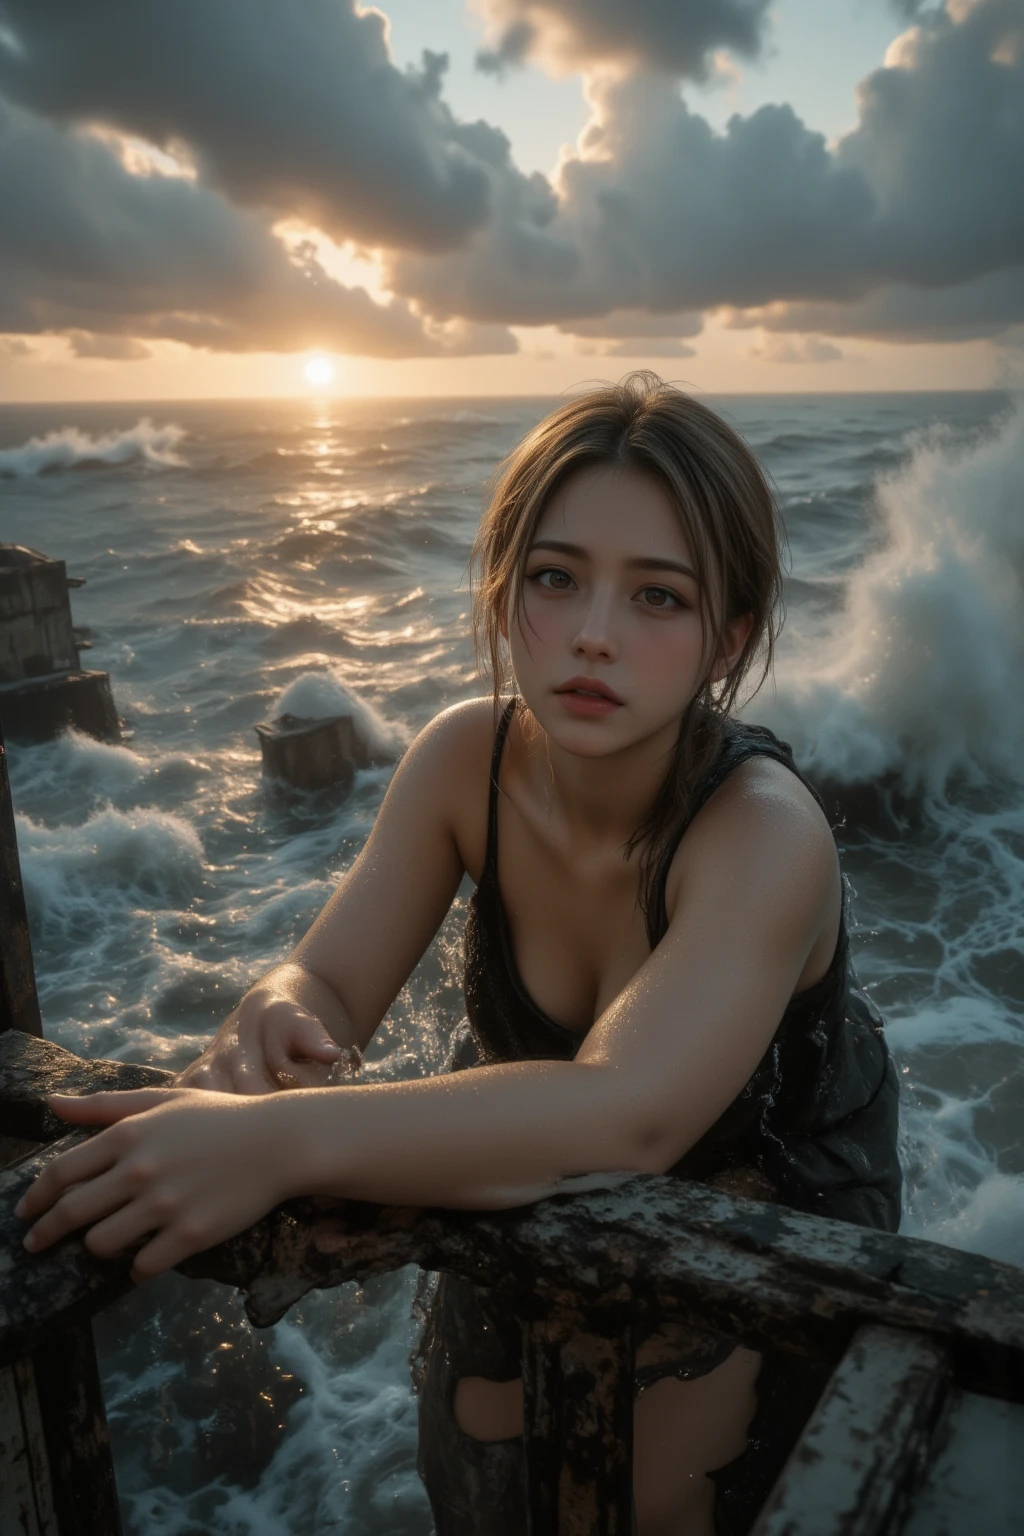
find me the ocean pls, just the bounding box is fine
[1,390,1022,1532]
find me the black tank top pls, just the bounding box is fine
[459,700,902,1232]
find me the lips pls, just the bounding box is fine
[555,676,624,704]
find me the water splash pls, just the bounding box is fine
[271,671,409,761]
[0,417,186,476]
[752,400,1024,794]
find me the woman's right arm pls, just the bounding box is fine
[177,702,484,1095]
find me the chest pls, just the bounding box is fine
[481,792,654,1035]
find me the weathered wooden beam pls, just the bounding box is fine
[0,1029,169,1142]
[3,1033,1024,1402]
[900,1388,1024,1532]
[522,1314,636,1534]
[0,725,41,1038]
[25,1324,125,1536]
[0,1356,56,1536]
[0,723,123,1536]
[750,1325,951,1536]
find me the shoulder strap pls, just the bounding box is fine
[483,698,518,878]
[645,719,826,949]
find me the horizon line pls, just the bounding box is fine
[0,384,1011,409]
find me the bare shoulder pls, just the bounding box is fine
[409,697,499,879]
[665,751,840,925]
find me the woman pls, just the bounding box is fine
[16,373,901,1535]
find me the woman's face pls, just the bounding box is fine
[508,464,746,758]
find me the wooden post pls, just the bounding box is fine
[0,720,123,1536]
[0,724,41,1042]
[751,1325,951,1536]
[523,1313,637,1534]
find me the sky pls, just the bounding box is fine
[0,0,1021,400]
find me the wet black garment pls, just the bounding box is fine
[414,699,902,1534]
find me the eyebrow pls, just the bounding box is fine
[528,539,698,583]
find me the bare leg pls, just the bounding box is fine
[454,1342,762,1536]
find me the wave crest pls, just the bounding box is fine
[0,417,186,477]
[750,400,1024,796]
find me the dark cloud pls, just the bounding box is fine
[67,330,150,359]
[0,95,516,357]
[0,0,491,252]
[725,266,1024,344]
[476,19,536,75]
[0,0,1020,359]
[389,79,875,321]
[748,335,843,363]
[559,309,704,339]
[472,0,773,78]
[392,0,1024,340]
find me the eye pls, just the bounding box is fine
[529,566,575,591]
[638,585,685,610]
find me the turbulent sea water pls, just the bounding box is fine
[1,391,1022,1532]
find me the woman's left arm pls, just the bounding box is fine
[17,763,836,1279]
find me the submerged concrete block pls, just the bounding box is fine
[0,544,120,743]
[254,711,378,793]
[0,670,120,744]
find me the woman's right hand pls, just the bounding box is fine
[176,994,360,1095]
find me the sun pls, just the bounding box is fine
[304,354,336,388]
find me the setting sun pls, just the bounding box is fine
[303,354,335,388]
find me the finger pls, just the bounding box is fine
[47,1089,180,1125]
[83,1198,165,1260]
[15,1135,120,1221]
[131,1223,205,1282]
[21,1163,130,1250]
[291,1014,345,1063]
[265,1017,340,1082]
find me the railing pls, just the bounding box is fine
[3,727,1024,1536]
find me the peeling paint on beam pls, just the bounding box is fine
[751,1325,951,1536]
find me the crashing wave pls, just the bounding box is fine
[0,418,186,477]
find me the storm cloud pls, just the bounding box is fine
[392,0,1024,341]
[0,0,1020,359]
[473,0,773,78]
[725,267,1024,345]
[0,0,490,252]
[0,95,514,356]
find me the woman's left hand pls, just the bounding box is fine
[14,1087,292,1281]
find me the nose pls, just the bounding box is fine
[572,585,617,662]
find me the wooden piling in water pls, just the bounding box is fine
[0,721,123,1536]
[0,545,119,744]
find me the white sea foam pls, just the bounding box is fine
[885,994,1022,1055]
[271,670,409,760]
[912,1170,1024,1270]
[750,400,1024,793]
[17,803,206,929]
[0,417,186,476]
[6,729,213,823]
[10,727,150,797]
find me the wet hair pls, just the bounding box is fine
[470,370,788,921]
